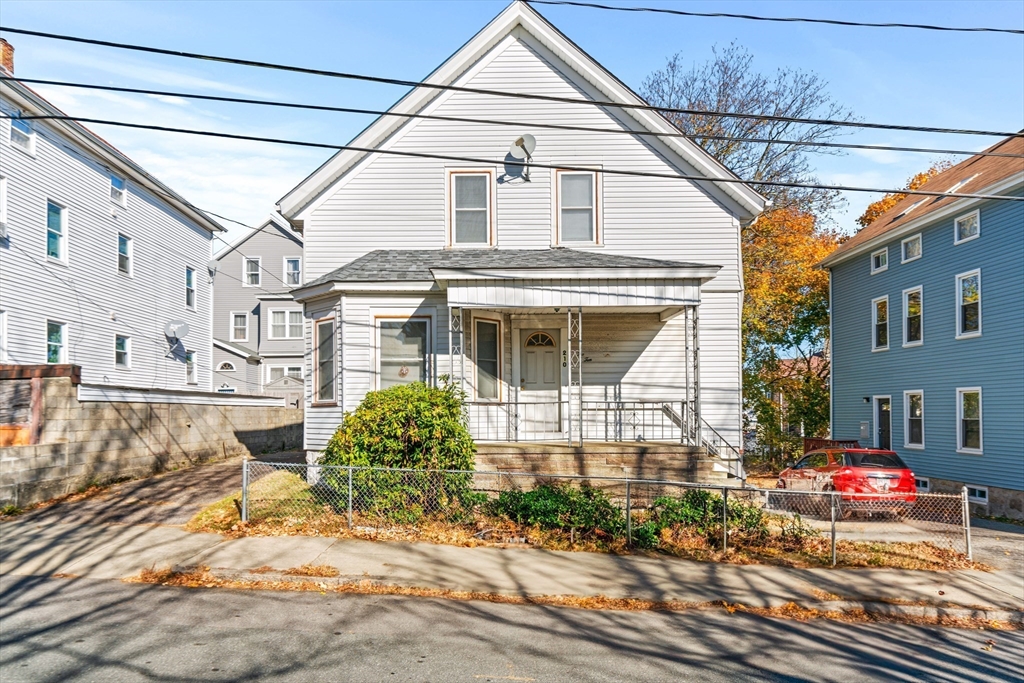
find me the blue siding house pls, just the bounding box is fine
[821,136,1023,519]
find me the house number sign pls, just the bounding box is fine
[562,350,567,368]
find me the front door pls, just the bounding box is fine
[519,330,561,435]
[875,397,892,450]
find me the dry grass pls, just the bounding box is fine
[183,470,988,571]
[123,566,1018,631]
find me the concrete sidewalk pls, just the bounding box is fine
[2,517,1021,620]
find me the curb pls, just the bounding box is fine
[191,566,1023,625]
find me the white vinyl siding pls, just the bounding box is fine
[955,269,981,338]
[0,175,7,237]
[270,310,303,339]
[871,296,888,351]
[957,388,982,454]
[903,287,922,347]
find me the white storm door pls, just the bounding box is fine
[520,329,561,435]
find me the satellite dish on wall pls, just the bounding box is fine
[164,320,190,341]
[509,134,536,181]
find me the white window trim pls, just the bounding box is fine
[871,295,889,352]
[554,169,602,246]
[230,311,249,343]
[9,114,36,156]
[46,320,66,364]
[117,233,133,277]
[914,477,931,493]
[283,256,302,287]
[242,256,262,288]
[902,286,923,348]
[903,390,924,449]
[217,361,237,372]
[869,247,888,274]
[373,313,434,391]
[114,334,131,370]
[900,234,922,264]
[472,312,503,401]
[872,395,891,449]
[955,269,981,339]
[966,485,989,505]
[313,316,337,405]
[185,349,197,385]
[446,169,496,248]
[46,200,68,264]
[268,308,304,340]
[956,387,983,455]
[110,174,127,208]
[266,364,304,383]
[185,267,196,311]
[953,209,980,245]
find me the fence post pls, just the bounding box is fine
[830,492,837,567]
[347,466,354,530]
[721,486,728,552]
[961,486,973,561]
[626,480,632,547]
[240,458,249,523]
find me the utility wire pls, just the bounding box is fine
[7,77,1023,160]
[526,0,1024,35]
[6,113,1022,202]
[0,25,1020,138]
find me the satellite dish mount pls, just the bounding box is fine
[509,134,536,181]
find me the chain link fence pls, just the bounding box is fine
[241,461,972,566]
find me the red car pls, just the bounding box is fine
[777,448,917,516]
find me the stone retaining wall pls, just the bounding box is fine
[0,371,303,508]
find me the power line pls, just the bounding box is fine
[7,77,1023,160]
[7,113,1023,203]
[526,0,1024,35]
[1,25,1020,138]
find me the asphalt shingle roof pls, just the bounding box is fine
[302,249,711,288]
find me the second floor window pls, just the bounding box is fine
[118,234,132,275]
[956,270,980,338]
[10,116,34,153]
[451,172,491,245]
[558,171,597,243]
[244,257,261,286]
[115,335,130,368]
[870,247,887,274]
[47,201,66,261]
[904,287,922,346]
[901,234,922,263]
[185,267,196,309]
[955,210,979,244]
[285,257,302,286]
[271,310,303,339]
[872,297,888,350]
[110,174,126,205]
[231,312,248,342]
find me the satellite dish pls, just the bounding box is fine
[164,320,190,341]
[509,134,536,160]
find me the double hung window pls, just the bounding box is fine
[451,172,491,246]
[270,310,303,339]
[244,257,261,287]
[315,319,336,403]
[118,234,132,275]
[46,321,65,364]
[904,391,923,448]
[956,270,980,338]
[10,116,34,153]
[872,296,888,351]
[378,319,429,389]
[903,287,922,346]
[47,201,66,261]
[558,171,597,243]
[110,175,126,206]
[115,335,130,368]
[957,388,982,453]
[185,267,196,309]
[231,312,248,342]
[285,258,302,286]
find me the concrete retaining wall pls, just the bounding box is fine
[0,371,303,508]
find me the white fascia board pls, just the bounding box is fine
[430,266,721,281]
[213,338,260,360]
[279,1,765,222]
[291,280,438,302]
[1,81,225,234]
[820,173,1024,269]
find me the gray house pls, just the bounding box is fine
[1,41,224,390]
[211,213,304,404]
[821,135,1023,519]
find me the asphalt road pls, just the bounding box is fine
[1,576,1020,682]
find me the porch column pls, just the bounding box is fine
[567,306,583,446]
[692,304,702,448]
[448,306,465,392]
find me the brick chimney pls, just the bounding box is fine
[0,39,13,76]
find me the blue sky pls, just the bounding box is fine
[2,0,1022,246]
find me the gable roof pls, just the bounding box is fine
[299,248,716,289]
[277,1,765,222]
[213,211,301,261]
[1,78,224,234]
[821,135,1024,267]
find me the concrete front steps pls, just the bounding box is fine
[474,441,729,485]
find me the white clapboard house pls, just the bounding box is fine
[280,2,765,475]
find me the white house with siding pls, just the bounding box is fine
[0,42,224,390]
[280,2,765,469]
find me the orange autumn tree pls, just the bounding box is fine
[857,161,952,228]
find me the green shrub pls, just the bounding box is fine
[318,381,477,523]
[490,483,625,536]
[631,489,773,549]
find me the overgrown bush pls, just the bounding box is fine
[319,381,478,523]
[489,483,625,537]
[632,489,773,549]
